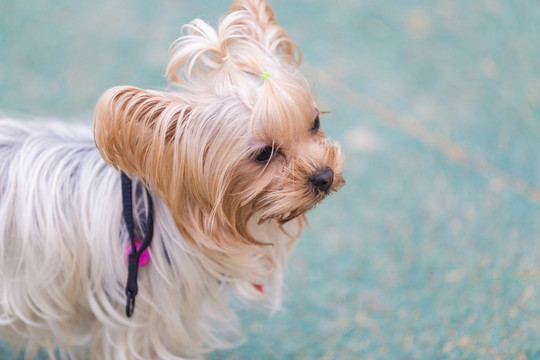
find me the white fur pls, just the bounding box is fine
[0,119,298,359]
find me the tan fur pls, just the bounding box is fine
[94,0,344,282]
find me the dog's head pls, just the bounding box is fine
[94,0,344,255]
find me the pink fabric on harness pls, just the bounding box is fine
[126,238,150,267]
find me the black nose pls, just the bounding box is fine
[310,167,334,193]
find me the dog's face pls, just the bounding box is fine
[94,0,344,253]
[234,90,344,225]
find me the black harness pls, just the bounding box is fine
[121,171,154,317]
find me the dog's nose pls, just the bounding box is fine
[310,167,334,193]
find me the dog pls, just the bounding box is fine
[0,0,344,358]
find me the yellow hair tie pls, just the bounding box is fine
[260,72,270,80]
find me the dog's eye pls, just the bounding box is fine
[255,146,274,162]
[310,115,320,134]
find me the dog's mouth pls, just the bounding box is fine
[256,171,345,224]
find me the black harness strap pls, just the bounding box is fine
[121,171,154,317]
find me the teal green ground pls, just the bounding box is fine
[1,0,540,359]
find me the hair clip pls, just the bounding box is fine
[260,72,270,80]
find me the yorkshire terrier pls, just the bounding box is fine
[0,0,344,358]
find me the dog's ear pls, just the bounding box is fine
[93,86,191,190]
[94,86,270,260]
[228,0,300,65]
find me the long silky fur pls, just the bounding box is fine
[0,0,344,358]
[0,119,301,359]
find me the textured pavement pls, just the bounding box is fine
[1,0,540,359]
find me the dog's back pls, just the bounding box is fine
[0,119,120,358]
[0,119,253,359]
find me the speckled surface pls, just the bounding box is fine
[1,0,539,359]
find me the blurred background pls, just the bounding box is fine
[1,0,540,358]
